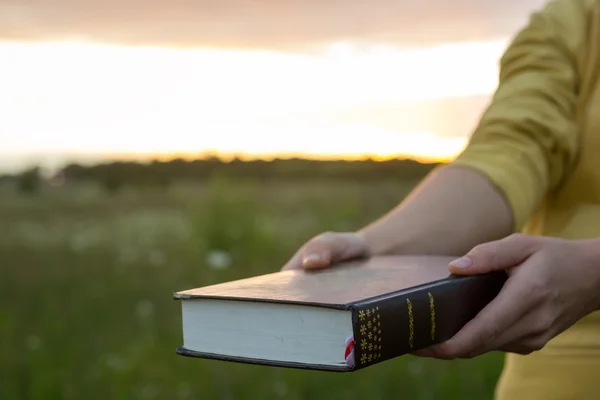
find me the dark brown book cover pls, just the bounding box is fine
[174,255,506,371]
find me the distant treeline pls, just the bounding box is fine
[0,157,442,194]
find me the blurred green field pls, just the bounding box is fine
[0,176,504,400]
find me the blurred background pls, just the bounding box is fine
[1,0,547,398]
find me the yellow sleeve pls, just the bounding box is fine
[451,0,589,231]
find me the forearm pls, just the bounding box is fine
[359,165,514,257]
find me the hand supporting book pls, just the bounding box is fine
[281,231,368,271]
[411,234,600,360]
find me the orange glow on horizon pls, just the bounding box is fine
[97,129,469,164]
[101,150,457,165]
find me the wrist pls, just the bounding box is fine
[356,228,386,257]
[357,226,416,257]
[355,229,377,257]
[579,238,600,311]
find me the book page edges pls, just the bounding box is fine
[176,346,353,372]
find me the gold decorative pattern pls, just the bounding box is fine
[359,310,365,321]
[428,292,436,341]
[406,298,414,348]
[356,306,383,366]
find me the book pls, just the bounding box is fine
[174,255,506,372]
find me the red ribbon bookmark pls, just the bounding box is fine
[344,338,355,361]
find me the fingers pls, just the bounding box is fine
[449,233,540,276]
[451,306,549,357]
[457,307,538,358]
[281,232,367,271]
[418,274,535,359]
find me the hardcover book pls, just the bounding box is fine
[174,255,506,372]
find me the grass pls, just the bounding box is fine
[0,177,504,399]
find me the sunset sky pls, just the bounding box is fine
[0,0,548,172]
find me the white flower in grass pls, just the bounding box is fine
[177,383,191,399]
[25,335,41,351]
[406,357,424,377]
[148,250,166,266]
[118,246,139,265]
[136,300,154,320]
[69,234,89,253]
[273,381,287,397]
[206,250,231,270]
[104,353,126,372]
[136,384,158,399]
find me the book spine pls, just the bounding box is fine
[350,272,506,370]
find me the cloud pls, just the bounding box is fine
[0,0,548,49]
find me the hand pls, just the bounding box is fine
[414,233,600,359]
[281,231,368,271]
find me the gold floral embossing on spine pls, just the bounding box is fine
[358,306,382,366]
[406,299,414,348]
[428,292,436,341]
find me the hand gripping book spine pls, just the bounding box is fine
[346,271,505,370]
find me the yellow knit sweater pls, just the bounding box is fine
[452,0,600,398]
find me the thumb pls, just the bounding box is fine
[301,232,367,270]
[281,232,366,271]
[448,233,538,275]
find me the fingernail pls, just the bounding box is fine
[449,257,473,269]
[302,254,322,266]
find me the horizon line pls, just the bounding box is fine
[0,150,455,175]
